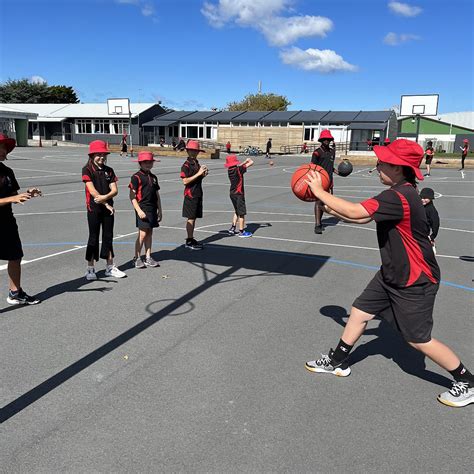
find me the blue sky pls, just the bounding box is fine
[0,0,472,113]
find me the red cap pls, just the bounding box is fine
[373,139,424,180]
[186,140,205,152]
[133,151,160,163]
[224,154,240,168]
[384,138,391,144]
[463,139,469,143]
[318,129,334,142]
[88,140,110,156]
[0,134,16,153]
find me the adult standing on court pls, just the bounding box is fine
[311,129,338,234]
[459,139,469,170]
[265,138,272,158]
[82,140,126,280]
[120,132,128,157]
[424,140,435,177]
[0,134,41,305]
[304,139,474,408]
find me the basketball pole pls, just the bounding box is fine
[415,114,421,144]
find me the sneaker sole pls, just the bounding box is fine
[305,363,351,377]
[6,297,40,305]
[185,246,203,250]
[144,263,160,267]
[104,273,127,278]
[437,395,474,407]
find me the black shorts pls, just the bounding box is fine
[182,197,203,219]
[353,271,438,343]
[425,156,433,164]
[121,144,128,152]
[0,217,24,261]
[230,194,246,216]
[136,209,159,229]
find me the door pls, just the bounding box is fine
[63,122,73,141]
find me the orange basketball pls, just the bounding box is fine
[291,164,330,202]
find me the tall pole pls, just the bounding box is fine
[415,114,421,144]
[129,99,133,157]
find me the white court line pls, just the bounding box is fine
[0,231,139,271]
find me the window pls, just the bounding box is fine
[198,127,204,138]
[112,120,128,134]
[77,119,92,134]
[248,122,256,127]
[0,119,15,134]
[94,120,110,134]
[304,128,311,141]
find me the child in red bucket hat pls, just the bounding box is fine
[225,155,254,237]
[459,138,469,170]
[311,129,339,234]
[129,152,162,268]
[82,140,126,280]
[180,140,208,250]
[0,134,41,305]
[303,138,474,407]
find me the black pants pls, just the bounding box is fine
[86,209,114,262]
[461,155,466,169]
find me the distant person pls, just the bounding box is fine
[0,134,41,305]
[172,138,177,150]
[301,142,308,154]
[266,138,272,158]
[420,187,439,255]
[311,129,338,234]
[225,155,254,237]
[459,139,469,170]
[120,132,128,157]
[384,138,391,146]
[82,140,126,280]
[424,140,435,177]
[159,137,165,147]
[180,140,208,250]
[129,152,162,268]
[367,138,373,151]
[226,141,231,154]
[176,138,186,152]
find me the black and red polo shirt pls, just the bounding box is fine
[361,181,440,287]
[228,164,247,195]
[0,162,20,219]
[81,162,118,212]
[129,170,160,210]
[311,145,335,181]
[462,144,469,156]
[180,158,203,199]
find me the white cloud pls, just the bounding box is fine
[30,75,47,84]
[388,2,422,17]
[279,47,357,73]
[202,0,332,46]
[384,32,420,45]
[115,0,156,19]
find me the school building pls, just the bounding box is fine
[0,102,165,146]
[142,110,399,152]
[0,106,38,146]
[398,114,474,153]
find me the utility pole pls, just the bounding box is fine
[258,81,261,94]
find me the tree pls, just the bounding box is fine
[0,79,79,103]
[226,92,291,111]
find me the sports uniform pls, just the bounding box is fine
[129,169,160,229]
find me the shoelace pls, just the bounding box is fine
[316,354,332,366]
[449,381,469,396]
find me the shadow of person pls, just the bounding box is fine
[319,305,452,388]
[459,256,474,262]
[321,216,340,228]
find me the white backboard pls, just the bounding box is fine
[107,98,130,116]
[400,94,439,117]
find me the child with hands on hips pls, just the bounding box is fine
[129,152,162,268]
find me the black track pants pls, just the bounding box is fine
[85,209,115,262]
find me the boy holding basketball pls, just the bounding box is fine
[311,129,338,234]
[303,139,473,407]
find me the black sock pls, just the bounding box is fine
[449,363,474,385]
[10,289,19,296]
[331,339,353,363]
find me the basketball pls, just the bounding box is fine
[337,160,353,177]
[291,164,330,202]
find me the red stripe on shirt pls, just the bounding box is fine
[360,198,380,215]
[82,175,92,182]
[394,191,436,285]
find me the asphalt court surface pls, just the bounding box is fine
[1,147,473,472]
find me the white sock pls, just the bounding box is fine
[87,266,95,271]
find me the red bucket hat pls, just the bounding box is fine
[133,151,160,163]
[384,138,391,144]
[463,138,469,143]
[373,139,424,181]
[186,140,205,152]
[0,134,16,153]
[318,129,334,142]
[88,140,110,156]
[224,154,240,168]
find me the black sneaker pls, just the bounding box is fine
[7,289,40,306]
[185,238,203,250]
[314,225,323,234]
